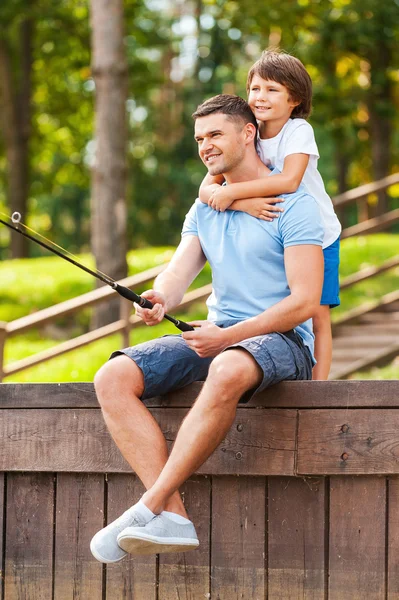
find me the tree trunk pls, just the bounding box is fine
[367,35,393,217]
[90,0,128,328]
[0,18,33,258]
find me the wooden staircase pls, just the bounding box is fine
[330,292,399,379]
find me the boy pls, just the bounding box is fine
[199,50,341,380]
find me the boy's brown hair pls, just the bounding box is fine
[192,94,258,131]
[246,49,312,119]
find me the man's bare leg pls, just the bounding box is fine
[94,355,187,517]
[140,349,262,514]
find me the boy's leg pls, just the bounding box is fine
[314,235,340,380]
[312,305,332,380]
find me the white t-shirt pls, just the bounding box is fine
[257,118,341,249]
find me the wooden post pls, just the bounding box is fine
[0,322,7,382]
[120,297,131,349]
[357,197,369,222]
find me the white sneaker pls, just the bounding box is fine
[117,513,199,555]
[90,507,148,563]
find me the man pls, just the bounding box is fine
[90,94,323,563]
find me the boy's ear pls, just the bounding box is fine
[289,96,300,109]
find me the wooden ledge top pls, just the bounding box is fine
[0,380,399,409]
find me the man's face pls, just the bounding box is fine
[194,113,247,176]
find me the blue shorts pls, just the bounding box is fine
[110,326,313,403]
[321,236,340,308]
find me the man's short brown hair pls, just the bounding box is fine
[192,94,258,131]
[247,49,312,119]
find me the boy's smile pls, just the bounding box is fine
[248,75,299,138]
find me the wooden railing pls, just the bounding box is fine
[1,172,398,382]
[0,263,212,381]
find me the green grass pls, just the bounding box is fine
[333,234,399,321]
[0,246,176,322]
[350,358,399,380]
[1,233,399,382]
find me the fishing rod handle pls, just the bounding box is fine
[113,283,151,307]
[167,318,195,332]
[114,283,194,331]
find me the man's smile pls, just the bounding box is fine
[204,153,221,163]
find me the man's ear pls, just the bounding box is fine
[243,122,257,145]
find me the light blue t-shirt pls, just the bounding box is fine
[181,172,324,360]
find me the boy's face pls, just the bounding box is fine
[248,75,298,125]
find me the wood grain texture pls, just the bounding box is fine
[2,380,399,409]
[268,476,326,599]
[329,476,386,600]
[4,473,54,600]
[388,477,399,599]
[298,409,399,474]
[158,476,211,600]
[105,474,157,600]
[0,408,296,475]
[211,476,266,600]
[53,473,104,600]
[0,474,4,600]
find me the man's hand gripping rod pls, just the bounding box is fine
[0,213,194,333]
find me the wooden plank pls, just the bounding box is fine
[160,408,296,476]
[333,172,399,208]
[2,380,399,409]
[341,208,399,239]
[211,476,266,600]
[0,382,98,408]
[158,476,211,599]
[53,473,104,600]
[268,477,326,599]
[105,474,157,600]
[4,473,54,600]
[4,318,132,377]
[0,474,4,600]
[388,477,399,599]
[0,408,296,475]
[6,264,165,335]
[339,255,399,290]
[298,409,399,475]
[332,289,399,329]
[329,476,386,600]
[331,342,399,380]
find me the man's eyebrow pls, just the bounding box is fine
[194,129,223,140]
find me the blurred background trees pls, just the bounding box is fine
[1,0,398,261]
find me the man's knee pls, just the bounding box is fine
[94,355,144,408]
[206,349,261,396]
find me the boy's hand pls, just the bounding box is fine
[134,289,166,326]
[208,186,234,212]
[238,197,284,221]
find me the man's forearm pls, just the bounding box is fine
[153,269,189,313]
[222,293,319,346]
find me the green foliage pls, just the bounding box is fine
[1,0,399,255]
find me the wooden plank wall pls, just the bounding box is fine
[1,472,399,600]
[1,381,399,599]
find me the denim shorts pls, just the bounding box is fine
[321,236,340,308]
[110,326,313,403]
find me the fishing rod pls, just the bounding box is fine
[0,212,194,332]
